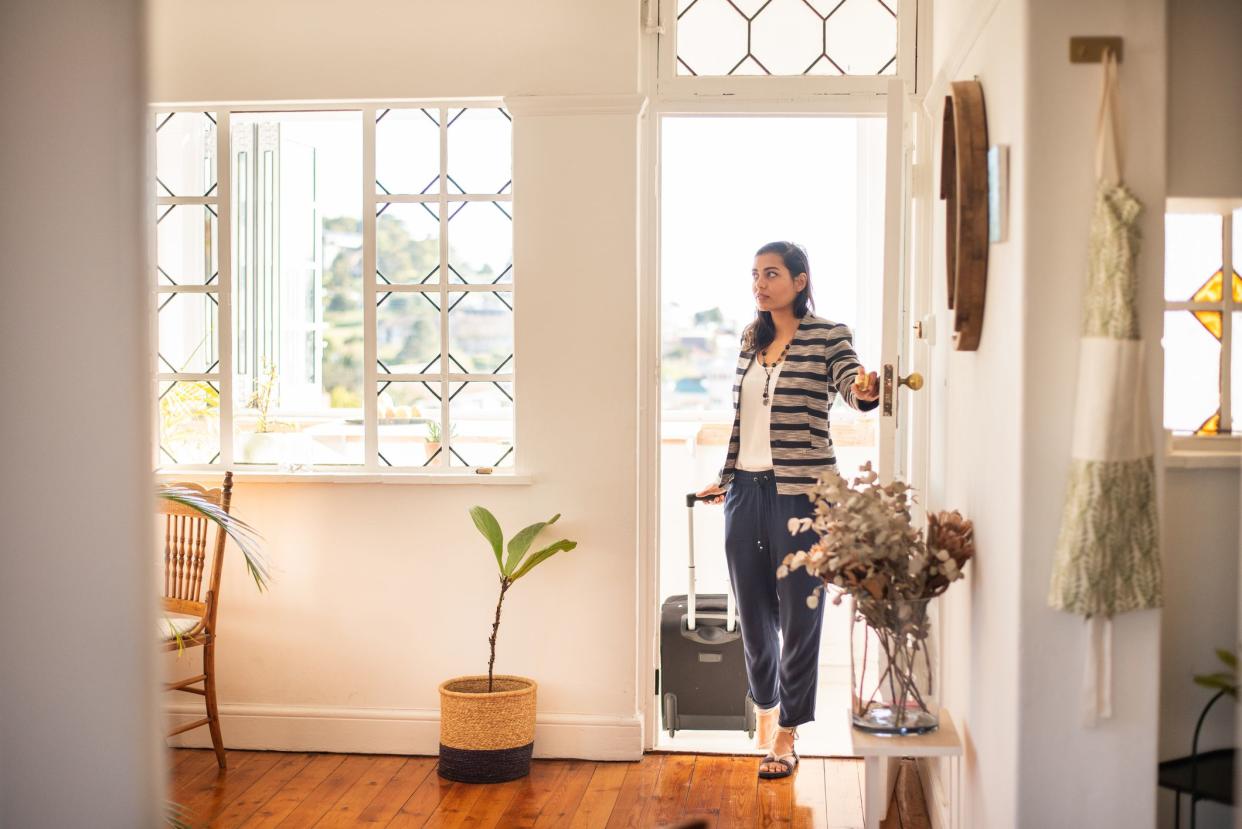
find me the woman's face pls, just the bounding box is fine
[752,252,806,313]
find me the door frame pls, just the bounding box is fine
[636,3,934,753]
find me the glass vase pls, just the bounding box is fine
[849,595,938,735]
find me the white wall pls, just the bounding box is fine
[151,1,648,758]
[146,0,640,102]
[1020,2,1166,826]
[923,1,1026,826]
[1166,0,1242,198]
[0,0,163,825]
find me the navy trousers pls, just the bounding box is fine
[723,468,826,728]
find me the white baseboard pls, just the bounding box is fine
[917,757,953,829]
[165,702,644,761]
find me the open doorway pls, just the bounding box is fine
[656,115,888,757]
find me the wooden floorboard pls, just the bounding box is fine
[169,749,925,828]
[235,754,347,829]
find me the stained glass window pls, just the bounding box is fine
[1163,208,1240,437]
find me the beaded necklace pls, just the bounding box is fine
[758,340,791,406]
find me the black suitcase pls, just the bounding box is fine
[658,492,757,738]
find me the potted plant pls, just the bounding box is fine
[424,420,456,460]
[240,359,284,463]
[437,507,578,783]
[782,461,974,735]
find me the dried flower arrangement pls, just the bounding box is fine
[779,461,975,732]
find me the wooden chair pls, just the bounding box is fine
[161,471,233,768]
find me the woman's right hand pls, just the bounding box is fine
[696,483,727,505]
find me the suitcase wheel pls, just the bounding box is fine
[663,693,677,738]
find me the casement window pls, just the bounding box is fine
[153,104,514,475]
[1163,201,1240,453]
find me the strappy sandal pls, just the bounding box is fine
[758,725,799,779]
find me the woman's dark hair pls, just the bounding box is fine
[741,241,816,351]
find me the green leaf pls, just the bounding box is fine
[510,539,577,581]
[1194,671,1236,685]
[469,506,505,572]
[1193,675,1239,697]
[1216,648,1237,670]
[158,485,269,592]
[503,513,560,577]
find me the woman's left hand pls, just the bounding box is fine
[853,369,880,402]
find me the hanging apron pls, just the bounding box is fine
[1046,49,1163,726]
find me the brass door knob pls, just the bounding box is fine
[899,372,924,391]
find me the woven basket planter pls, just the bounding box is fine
[438,674,537,783]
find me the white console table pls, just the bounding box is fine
[848,708,962,829]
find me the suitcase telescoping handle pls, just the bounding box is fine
[684,492,737,633]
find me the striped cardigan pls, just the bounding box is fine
[715,313,879,496]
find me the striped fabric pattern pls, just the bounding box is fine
[716,313,878,495]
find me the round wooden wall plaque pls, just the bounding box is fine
[940,80,989,351]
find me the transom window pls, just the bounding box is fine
[153,104,515,474]
[675,0,899,76]
[659,0,913,93]
[1163,202,1240,438]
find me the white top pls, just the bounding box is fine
[736,357,782,471]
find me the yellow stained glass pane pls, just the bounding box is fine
[1190,268,1242,304]
[1196,410,1221,436]
[1192,309,1223,340]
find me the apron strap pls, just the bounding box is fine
[1094,48,1124,184]
[1082,616,1114,727]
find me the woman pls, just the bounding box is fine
[696,241,879,779]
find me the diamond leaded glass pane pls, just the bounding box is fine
[157,204,218,285]
[155,111,217,198]
[448,291,513,375]
[158,291,219,374]
[447,380,514,468]
[375,108,441,196]
[377,381,443,467]
[676,0,898,77]
[377,203,441,284]
[377,291,442,375]
[447,108,512,195]
[447,201,512,285]
[1165,213,1222,300]
[1233,312,1241,434]
[1164,310,1220,434]
[158,380,220,464]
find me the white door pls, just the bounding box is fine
[877,78,919,485]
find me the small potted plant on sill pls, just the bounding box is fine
[424,420,456,461]
[240,359,283,464]
[437,507,578,783]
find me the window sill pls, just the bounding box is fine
[155,469,535,485]
[1164,433,1242,469]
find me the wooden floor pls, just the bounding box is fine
[169,749,930,829]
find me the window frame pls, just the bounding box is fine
[150,99,520,480]
[654,0,920,99]
[1163,196,1242,461]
